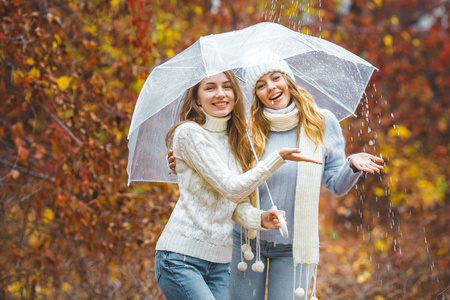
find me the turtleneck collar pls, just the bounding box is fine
[200,108,231,133]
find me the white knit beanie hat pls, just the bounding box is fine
[243,49,295,93]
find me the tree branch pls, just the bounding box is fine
[38,103,83,146]
[0,158,55,183]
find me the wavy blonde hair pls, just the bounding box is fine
[166,70,253,172]
[248,75,325,158]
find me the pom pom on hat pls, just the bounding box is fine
[243,48,295,93]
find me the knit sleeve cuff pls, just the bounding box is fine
[247,209,267,231]
[260,151,285,173]
[346,155,363,175]
[232,201,268,231]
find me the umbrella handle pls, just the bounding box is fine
[272,205,289,239]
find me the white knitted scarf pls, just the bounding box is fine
[263,107,323,298]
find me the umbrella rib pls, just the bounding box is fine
[199,36,210,78]
[296,33,319,52]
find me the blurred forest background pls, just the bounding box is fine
[0,0,448,299]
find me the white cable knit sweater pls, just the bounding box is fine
[155,113,286,263]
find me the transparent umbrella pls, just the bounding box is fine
[126,22,377,184]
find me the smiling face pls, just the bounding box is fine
[255,72,291,110]
[197,72,235,118]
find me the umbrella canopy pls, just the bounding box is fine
[126,22,377,184]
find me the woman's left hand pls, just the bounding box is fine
[349,153,384,173]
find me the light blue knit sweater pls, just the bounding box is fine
[234,102,362,245]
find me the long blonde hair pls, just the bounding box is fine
[166,70,253,172]
[248,75,325,158]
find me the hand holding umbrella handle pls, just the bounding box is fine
[272,205,288,238]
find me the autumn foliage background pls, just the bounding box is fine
[0,0,448,299]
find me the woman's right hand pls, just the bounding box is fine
[261,209,286,229]
[168,149,176,172]
[278,148,322,165]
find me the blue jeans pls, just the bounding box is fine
[229,230,313,300]
[155,251,230,300]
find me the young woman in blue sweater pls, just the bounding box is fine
[228,50,384,300]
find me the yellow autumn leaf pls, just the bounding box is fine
[54,33,61,44]
[388,125,411,138]
[132,76,145,94]
[333,32,342,43]
[383,34,393,47]
[194,6,203,15]
[301,27,311,35]
[390,192,404,206]
[28,67,41,79]
[28,230,42,248]
[402,31,411,41]
[356,271,372,283]
[12,69,24,83]
[390,16,399,26]
[83,24,97,36]
[305,6,313,15]
[110,261,119,270]
[374,0,383,7]
[110,0,120,6]
[55,76,72,91]
[412,38,420,46]
[375,240,387,252]
[375,296,386,300]
[437,117,447,132]
[8,282,21,292]
[109,196,117,206]
[38,286,52,296]
[165,48,175,58]
[26,57,35,65]
[61,282,71,292]
[436,247,447,256]
[115,130,123,143]
[406,164,419,178]
[321,30,330,39]
[42,208,55,224]
[418,179,444,207]
[101,43,121,59]
[374,187,385,197]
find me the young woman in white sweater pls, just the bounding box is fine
[228,50,384,300]
[154,70,321,300]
